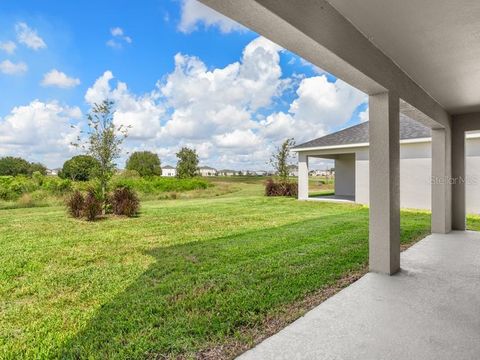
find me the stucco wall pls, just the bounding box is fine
[355,149,369,205]
[353,137,480,213]
[355,142,432,210]
[335,154,355,196]
[466,137,480,214]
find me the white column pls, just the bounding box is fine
[431,127,452,233]
[298,153,309,200]
[369,92,400,275]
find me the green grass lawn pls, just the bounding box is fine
[0,180,457,359]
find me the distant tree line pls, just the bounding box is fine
[0,157,47,176]
[1,148,201,181]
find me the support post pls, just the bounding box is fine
[452,124,466,230]
[369,92,400,275]
[298,153,309,200]
[431,127,452,233]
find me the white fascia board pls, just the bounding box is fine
[293,142,369,152]
[294,134,480,153]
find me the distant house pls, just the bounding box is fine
[288,165,298,177]
[46,168,60,176]
[161,165,176,177]
[218,169,237,176]
[198,166,217,177]
[254,170,267,176]
[311,169,335,177]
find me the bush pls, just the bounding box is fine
[126,151,161,177]
[59,155,100,181]
[111,176,209,194]
[118,169,140,179]
[83,190,102,221]
[66,191,85,218]
[110,187,140,217]
[265,179,298,197]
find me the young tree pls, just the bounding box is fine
[126,151,162,177]
[73,100,129,212]
[176,147,199,179]
[270,138,296,182]
[59,155,100,181]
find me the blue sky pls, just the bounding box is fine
[0,0,367,169]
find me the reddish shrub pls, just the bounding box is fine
[66,190,85,218]
[83,189,102,221]
[110,187,140,217]
[265,179,298,197]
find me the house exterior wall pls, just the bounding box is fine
[355,149,369,205]
[465,137,480,214]
[335,154,355,197]
[355,142,431,209]
[162,168,176,177]
[352,137,480,213]
[199,169,217,176]
[219,171,236,176]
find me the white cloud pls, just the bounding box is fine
[85,71,165,140]
[0,41,16,54]
[359,108,369,123]
[259,112,296,140]
[85,70,114,104]
[15,22,46,50]
[107,27,132,49]
[260,75,366,143]
[0,60,28,75]
[41,69,80,88]
[178,0,245,33]
[110,27,124,37]
[159,37,286,143]
[214,129,261,149]
[106,39,122,49]
[0,100,82,167]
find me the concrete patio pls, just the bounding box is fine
[238,231,480,360]
[309,194,355,203]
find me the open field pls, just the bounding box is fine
[308,176,335,197]
[0,175,214,210]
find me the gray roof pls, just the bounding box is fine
[293,115,431,150]
[162,165,175,169]
[199,166,217,170]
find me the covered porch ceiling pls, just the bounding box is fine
[199,0,480,125]
[328,0,480,115]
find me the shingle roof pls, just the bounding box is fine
[199,166,217,170]
[162,165,175,169]
[293,115,431,150]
